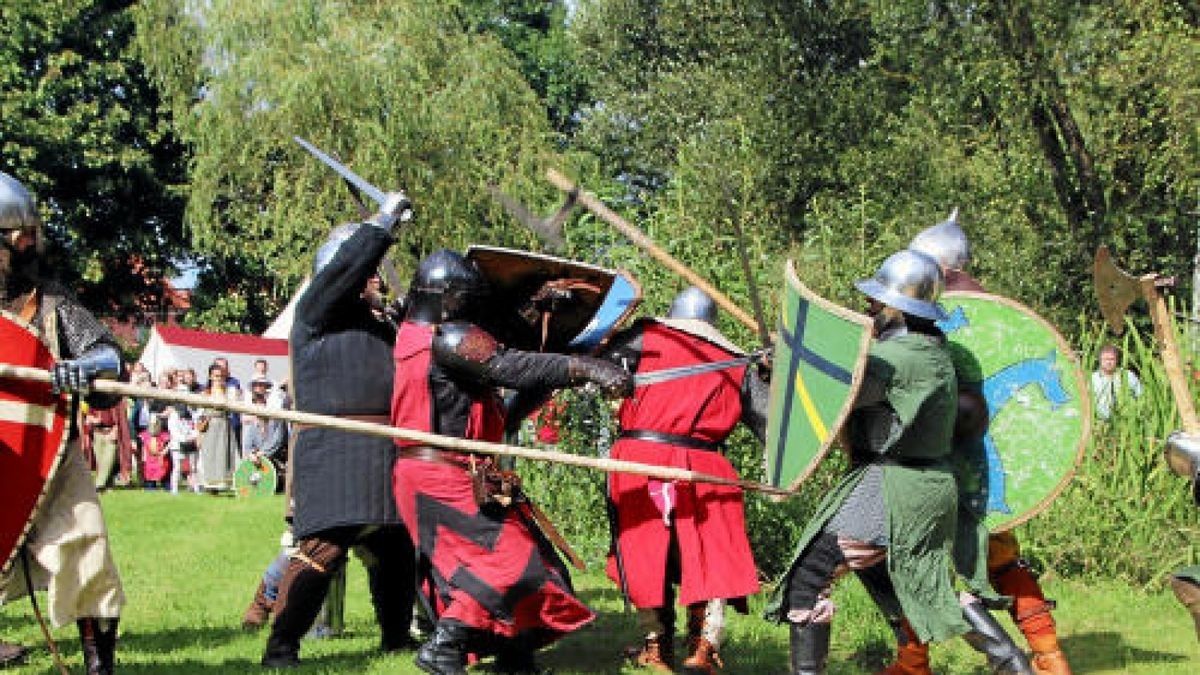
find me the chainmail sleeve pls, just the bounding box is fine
[739,368,771,442]
[44,282,118,360]
[484,347,574,391]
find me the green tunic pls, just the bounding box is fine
[767,333,971,644]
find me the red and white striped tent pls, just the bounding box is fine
[137,324,289,386]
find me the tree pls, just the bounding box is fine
[0,0,187,320]
[135,0,566,331]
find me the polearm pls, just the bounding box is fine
[0,364,792,497]
[545,169,759,334]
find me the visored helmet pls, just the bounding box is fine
[0,171,44,253]
[667,286,717,326]
[312,222,362,276]
[854,249,947,321]
[406,249,488,324]
[1165,432,1200,506]
[910,208,969,271]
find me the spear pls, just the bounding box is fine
[0,364,792,497]
[545,169,760,333]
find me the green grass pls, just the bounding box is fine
[2,490,1196,673]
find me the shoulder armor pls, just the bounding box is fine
[433,321,500,379]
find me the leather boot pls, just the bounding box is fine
[1170,575,1200,642]
[626,632,673,673]
[989,539,1070,675]
[0,641,29,669]
[262,559,337,668]
[243,579,274,632]
[77,617,118,675]
[682,603,723,674]
[414,619,471,675]
[876,618,931,675]
[789,622,830,675]
[493,631,552,674]
[961,602,1034,675]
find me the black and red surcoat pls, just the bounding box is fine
[390,321,594,639]
[289,226,400,539]
[602,318,769,609]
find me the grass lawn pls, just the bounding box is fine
[1,490,1196,673]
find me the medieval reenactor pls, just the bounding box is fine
[390,249,634,675]
[597,287,769,673]
[904,212,1070,675]
[1164,433,1200,640]
[260,194,418,667]
[766,249,1033,675]
[0,172,126,674]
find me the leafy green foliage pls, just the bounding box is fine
[135,0,566,331]
[0,0,186,318]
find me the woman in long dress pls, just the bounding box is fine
[197,363,240,492]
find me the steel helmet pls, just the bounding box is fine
[910,208,969,271]
[0,171,44,253]
[667,286,718,326]
[405,249,488,324]
[854,249,947,321]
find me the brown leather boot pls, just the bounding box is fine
[1029,642,1071,675]
[242,579,274,631]
[0,641,29,669]
[876,619,931,675]
[626,632,674,673]
[1170,575,1200,641]
[681,637,723,674]
[77,618,118,675]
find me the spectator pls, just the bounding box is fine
[81,399,134,490]
[166,382,201,495]
[197,363,241,493]
[178,367,199,393]
[1091,343,1142,420]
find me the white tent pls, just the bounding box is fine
[262,278,309,340]
[137,324,290,387]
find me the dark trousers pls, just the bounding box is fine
[265,524,416,658]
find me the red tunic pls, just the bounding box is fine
[391,322,594,638]
[606,321,760,609]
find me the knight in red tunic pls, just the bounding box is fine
[598,287,770,674]
[390,249,634,675]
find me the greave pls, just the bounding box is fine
[77,617,118,675]
[789,622,831,675]
[961,602,1034,675]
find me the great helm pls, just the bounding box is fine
[909,208,969,271]
[0,171,44,253]
[854,249,948,322]
[405,249,488,324]
[667,286,717,326]
[1165,431,1200,506]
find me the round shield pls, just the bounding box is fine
[938,292,1092,532]
[233,457,278,497]
[1,310,70,574]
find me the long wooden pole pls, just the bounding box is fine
[546,169,760,333]
[0,364,792,497]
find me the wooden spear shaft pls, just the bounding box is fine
[546,169,760,333]
[0,364,793,497]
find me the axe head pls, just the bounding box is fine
[1093,245,1140,335]
[486,185,568,253]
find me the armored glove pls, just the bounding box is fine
[568,356,634,398]
[51,344,122,396]
[369,191,414,231]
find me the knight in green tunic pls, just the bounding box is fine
[767,250,1032,675]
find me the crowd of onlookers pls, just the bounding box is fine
[83,357,290,495]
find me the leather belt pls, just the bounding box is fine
[397,445,473,468]
[293,413,391,433]
[619,429,721,452]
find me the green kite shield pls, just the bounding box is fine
[938,291,1092,532]
[765,261,872,494]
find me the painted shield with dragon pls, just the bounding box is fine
[938,291,1091,532]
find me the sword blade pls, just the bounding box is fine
[632,355,756,387]
[293,136,388,207]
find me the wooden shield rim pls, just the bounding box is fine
[1,309,70,575]
[769,260,873,501]
[942,290,1093,532]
